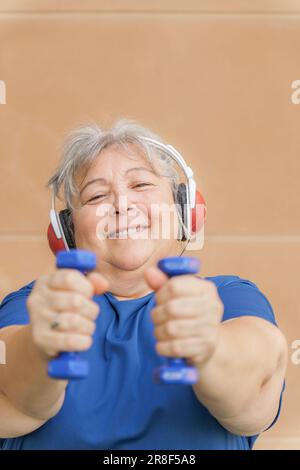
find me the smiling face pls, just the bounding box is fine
[71,143,183,273]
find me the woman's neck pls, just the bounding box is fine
[98,262,154,300]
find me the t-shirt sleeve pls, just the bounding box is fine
[217,275,277,326]
[0,281,35,328]
[215,275,285,434]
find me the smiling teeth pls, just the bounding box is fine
[108,226,148,238]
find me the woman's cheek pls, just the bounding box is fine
[74,209,101,244]
[148,208,177,241]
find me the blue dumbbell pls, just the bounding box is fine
[153,256,201,385]
[48,249,97,380]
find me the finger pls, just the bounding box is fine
[143,266,168,291]
[86,272,110,296]
[28,303,57,324]
[151,296,212,325]
[154,318,204,341]
[33,274,49,290]
[37,331,93,354]
[43,289,100,320]
[50,312,96,336]
[155,275,206,305]
[47,269,95,298]
[155,337,208,359]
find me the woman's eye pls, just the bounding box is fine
[85,185,153,202]
[133,183,152,188]
[88,194,105,202]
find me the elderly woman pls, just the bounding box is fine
[0,120,287,450]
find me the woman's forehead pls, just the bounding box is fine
[93,146,152,171]
[76,143,161,188]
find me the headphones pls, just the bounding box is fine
[47,137,207,255]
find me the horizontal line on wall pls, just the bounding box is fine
[0,234,45,241]
[1,11,300,16]
[206,235,300,243]
[0,234,300,242]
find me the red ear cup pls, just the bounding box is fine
[47,223,66,256]
[191,190,207,234]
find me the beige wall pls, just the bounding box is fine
[0,0,300,449]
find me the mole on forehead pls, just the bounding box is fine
[79,167,156,195]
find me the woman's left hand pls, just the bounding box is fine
[144,267,224,367]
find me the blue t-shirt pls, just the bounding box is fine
[0,275,284,450]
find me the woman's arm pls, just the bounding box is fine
[0,269,109,438]
[0,324,67,425]
[0,390,49,439]
[191,316,287,435]
[145,268,288,436]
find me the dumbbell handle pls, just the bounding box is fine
[153,256,200,385]
[48,249,97,380]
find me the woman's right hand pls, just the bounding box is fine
[26,269,109,358]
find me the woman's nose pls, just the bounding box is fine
[112,194,134,215]
[113,194,130,214]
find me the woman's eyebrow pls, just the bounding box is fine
[80,178,108,195]
[80,167,156,195]
[125,166,155,175]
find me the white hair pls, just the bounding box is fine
[47,118,187,238]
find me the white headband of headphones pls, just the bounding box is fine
[140,137,196,209]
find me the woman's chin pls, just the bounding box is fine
[108,244,154,270]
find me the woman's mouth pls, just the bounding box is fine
[107,225,150,239]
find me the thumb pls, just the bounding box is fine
[86,272,110,296]
[144,266,169,292]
